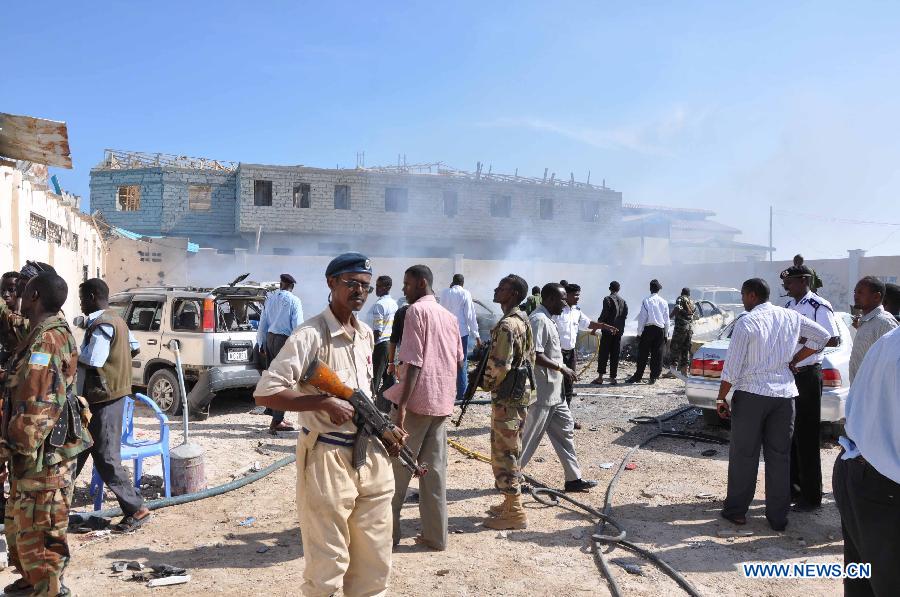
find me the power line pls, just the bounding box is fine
[774,209,900,227]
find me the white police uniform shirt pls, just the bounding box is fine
[553,304,591,351]
[784,290,839,367]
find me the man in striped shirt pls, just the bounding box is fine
[717,278,830,531]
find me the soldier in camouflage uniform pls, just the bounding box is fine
[0,272,92,597]
[670,288,695,375]
[478,274,535,530]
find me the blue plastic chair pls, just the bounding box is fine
[89,393,171,510]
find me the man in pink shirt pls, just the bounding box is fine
[385,264,464,551]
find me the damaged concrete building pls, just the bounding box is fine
[90,150,622,262]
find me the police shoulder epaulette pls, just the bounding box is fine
[808,298,833,313]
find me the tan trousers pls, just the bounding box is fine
[296,431,395,597]
[390,411,448,550]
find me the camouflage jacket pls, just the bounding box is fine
[0,300,28,362]
[482,308,536,408]
[672,295,695,330]
[1,315,92,489]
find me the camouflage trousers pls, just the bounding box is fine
[670,327,693,370]
[5,464,73,596]
[491,403,528,495]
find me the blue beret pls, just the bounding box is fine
[326,252,372,278]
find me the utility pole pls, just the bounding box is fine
[769,205,773,262]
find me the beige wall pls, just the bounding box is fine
[0,162,105,318]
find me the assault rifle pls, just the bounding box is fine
[302,359,427,478]
[454,340,492,427]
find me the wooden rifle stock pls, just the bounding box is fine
[302,359,427,477]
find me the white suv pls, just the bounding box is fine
[100,275,273,415]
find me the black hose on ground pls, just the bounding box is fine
[527,405,729,597]
[70,454,296,524]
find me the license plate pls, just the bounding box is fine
[228,349,248,362]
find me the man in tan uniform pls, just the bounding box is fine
[254,252,399,597]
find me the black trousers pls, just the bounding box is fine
[75,396,144,515]
[791,365,822,506]
[372,341,392,413]
[833,454,900,596]
[633,325,665,381]
[265,332,289,425]
[597,331,622,379]
[722,391,794,528]
[561,349,576,403]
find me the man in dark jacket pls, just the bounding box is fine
[591,281,628,385]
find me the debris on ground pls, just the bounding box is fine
[701,449,718,457]
[111,560,144,573]
[249,406,267,415]
[436,569,450,576]
[257,546,269,553]
[717,529,754,538]
[624,463,637,471]
[147,575,191,587]
[598,462,614,469]
[611,559,645,576]
[237,517,256,527]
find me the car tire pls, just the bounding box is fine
[148,368,183,416]
[702,407,730,429]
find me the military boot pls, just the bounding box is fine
[483,494,527,530]
[486,498,506,517]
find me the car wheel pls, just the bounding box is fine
[148,368,183,415]
[702,408,730,429]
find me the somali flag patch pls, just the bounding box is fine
[28,352,51,367]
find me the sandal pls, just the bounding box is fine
[3,578,33,594]
[113,512,152,533]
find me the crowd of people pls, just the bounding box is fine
[0,251,897,596]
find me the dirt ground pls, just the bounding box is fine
[0,362,846,596]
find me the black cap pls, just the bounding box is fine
[325,252,372,278]
[280,273,296,285]
[780,265,813,280]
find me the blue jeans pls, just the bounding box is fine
[457,335,469,400]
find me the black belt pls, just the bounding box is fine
[795,363,822,373]
[302,427,356,447]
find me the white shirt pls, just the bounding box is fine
[438,285,479,339]
[636,293,670,336]
[530,306,564,407]
[838,326,900,483]
[849,305,898,383]
[552,304,591,351]
[366,294,399,345]
[721,302,831,398]
[784,291,839,367]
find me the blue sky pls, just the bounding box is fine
[4,1,900,258]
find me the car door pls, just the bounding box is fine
[694,301,722,340]
[124,294,165,385]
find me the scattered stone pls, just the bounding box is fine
[624,463,637,471]
[701,449,718,457]
[257,546,269,553]
[598,462,614,469]
[827,533,836,541]
[571,529,584,540]
[534,457,546,463]
[696,493,716,499]
[496,531,508,538]
[436,569,450,576]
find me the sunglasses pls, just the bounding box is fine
[339,278,374,294]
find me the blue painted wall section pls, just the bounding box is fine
[89,167,237,235]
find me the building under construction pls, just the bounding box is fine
[90,150,622,261]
